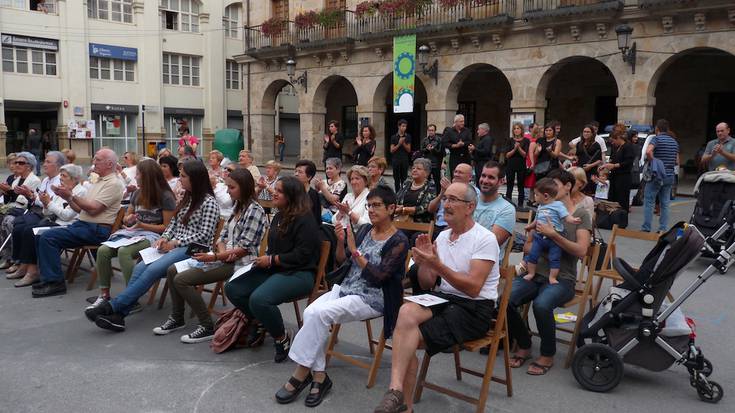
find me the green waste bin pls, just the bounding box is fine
[214,129,244,162]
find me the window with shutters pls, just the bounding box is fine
[271,0,288,22]
[325,0,346,10]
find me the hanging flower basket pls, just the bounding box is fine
[260,17,284,37]
[294,11,318,30]
[355,1,380,18]
[317,9,343,29]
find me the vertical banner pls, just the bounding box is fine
[393,35,416,114]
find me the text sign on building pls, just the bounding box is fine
[89,43,138,61]
[1,33,58,51]
[393,35,416,114]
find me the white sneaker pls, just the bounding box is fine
[85,295,109,311]
[180,325,214,343]
[153,316,186,335]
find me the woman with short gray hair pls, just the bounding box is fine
[0,152,41,270]
[315,157,347,221]
[395,158,436,223]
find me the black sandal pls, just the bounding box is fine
[304,374,332,408]
[275,374,313,404]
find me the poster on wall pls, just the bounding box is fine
[68,120,96,139]
[393,35,416,114]
[509,113,536,136]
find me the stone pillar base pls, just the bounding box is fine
[0,123,7,167]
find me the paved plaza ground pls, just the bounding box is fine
[1,184,733,412]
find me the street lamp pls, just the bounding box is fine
[286,58,308,93]
[615,23,637,74]
[417,44,438,85]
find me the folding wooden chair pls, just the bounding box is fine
[291,241,331,328]
[591,225,661,303]
[324,246,417,388]
[521,243,601,368]
[516,208,535,225]
[413,267,515,413]
[393,218,435,240]
[66,208,126,287]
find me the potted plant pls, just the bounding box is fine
[317,8,343,28]
[260,17,284,38]
[294,10,318,29]
[355,1,380,18]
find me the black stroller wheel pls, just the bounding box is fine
[697,380,723,403]
[572,343,624,393]
[702,358,713,377]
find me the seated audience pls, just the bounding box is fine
[208,150,225,179]
[157,147,173,160]
[507,168,591,375]
[331,165,370,228]
[315,157,347,221]
[276,186,408,407]
[474,161,516,263]
[224,176,319,363]
[212,168,235,219]
[239,150,261,180]
[294,160,322,226]
[0,152,41,269]
[154,168,267,343]
[32,149,124,298]
[567,167,595,219]
[367,156,389,190]
[159,155,183,202]
[61,149,76,164]
[10,163,85,287]
[257,160,280,202]
[5,151,66,277]
[373,182,500,413]
[394,158,436,223]
[84,160,219,331]
[178,144,197,160]
[427,163,476,236]
[120,151,139,201]
[86,159,176,308]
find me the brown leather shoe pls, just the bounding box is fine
[6,269,25,280]
[374,389,407,413]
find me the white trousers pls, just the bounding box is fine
[288,284,381,372]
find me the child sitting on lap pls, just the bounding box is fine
[524,178,581,284]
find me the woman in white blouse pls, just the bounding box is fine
[9,164,87,287]
[332,165,371,228]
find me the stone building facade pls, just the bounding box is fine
[238,0,735,174]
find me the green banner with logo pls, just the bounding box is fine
[393,35,416,114]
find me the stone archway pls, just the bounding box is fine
[650,47,735,168]
[372,73,428,160]
[252,79,295,164]
[308,75,359,163]
[536,56,619,141]
[446,63,513,142]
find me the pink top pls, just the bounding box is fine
[178,135,199,147]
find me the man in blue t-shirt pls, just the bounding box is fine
[701,122,735,171]
[474,161,516,265]
[642,119,679,232]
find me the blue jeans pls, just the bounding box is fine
[526,233,562,269]
[110,247,189,316]
[38,221,111,283]
[642,175,675,232]
[278,143,285,161]
[506,276,575,357]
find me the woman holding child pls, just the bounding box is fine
[506,168,591,376]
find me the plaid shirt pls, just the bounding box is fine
[220,201,268,261]
[162,194,220,247]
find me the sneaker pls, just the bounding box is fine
[373,389,407,413]
[85,300,113,322]
[95,313,126,332]
[85,295,109,311]
[274,330,292,363]
[152,316,186,335]
[180,325,214,343]
[128,302,143,315]
[245,322,267,348]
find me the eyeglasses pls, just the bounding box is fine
[441,195,471,205]
[367,202,385,209]
[13,161,28,166]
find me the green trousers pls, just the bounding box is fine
[165,263,235,330]
[224,268,314,339]
[95,240,151,289]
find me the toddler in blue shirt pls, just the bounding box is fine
[524,178,581,284]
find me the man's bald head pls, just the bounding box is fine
[716,122,730,141]
[93,148,118,176]
[453,163,473,184]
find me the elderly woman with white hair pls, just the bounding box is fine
[394,157,436,223]
[316,157,348,221]
[0,152,41,270]
[9,164,87,287]
[332,165,371,228]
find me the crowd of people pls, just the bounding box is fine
[1,116,731,412]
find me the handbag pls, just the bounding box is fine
[592,228,608,271]
[325,261,350,286]
[534,160,551,175]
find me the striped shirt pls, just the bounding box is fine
[651,134,679,176]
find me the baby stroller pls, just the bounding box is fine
[572,218,734,403]
[690,170,735,258]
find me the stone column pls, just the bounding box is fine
[425,107,456,132]
[617,96,656,126]
[299,110,326,166]
[0,123,7,167]
[249,110,275,164]
[510,99,547,128]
